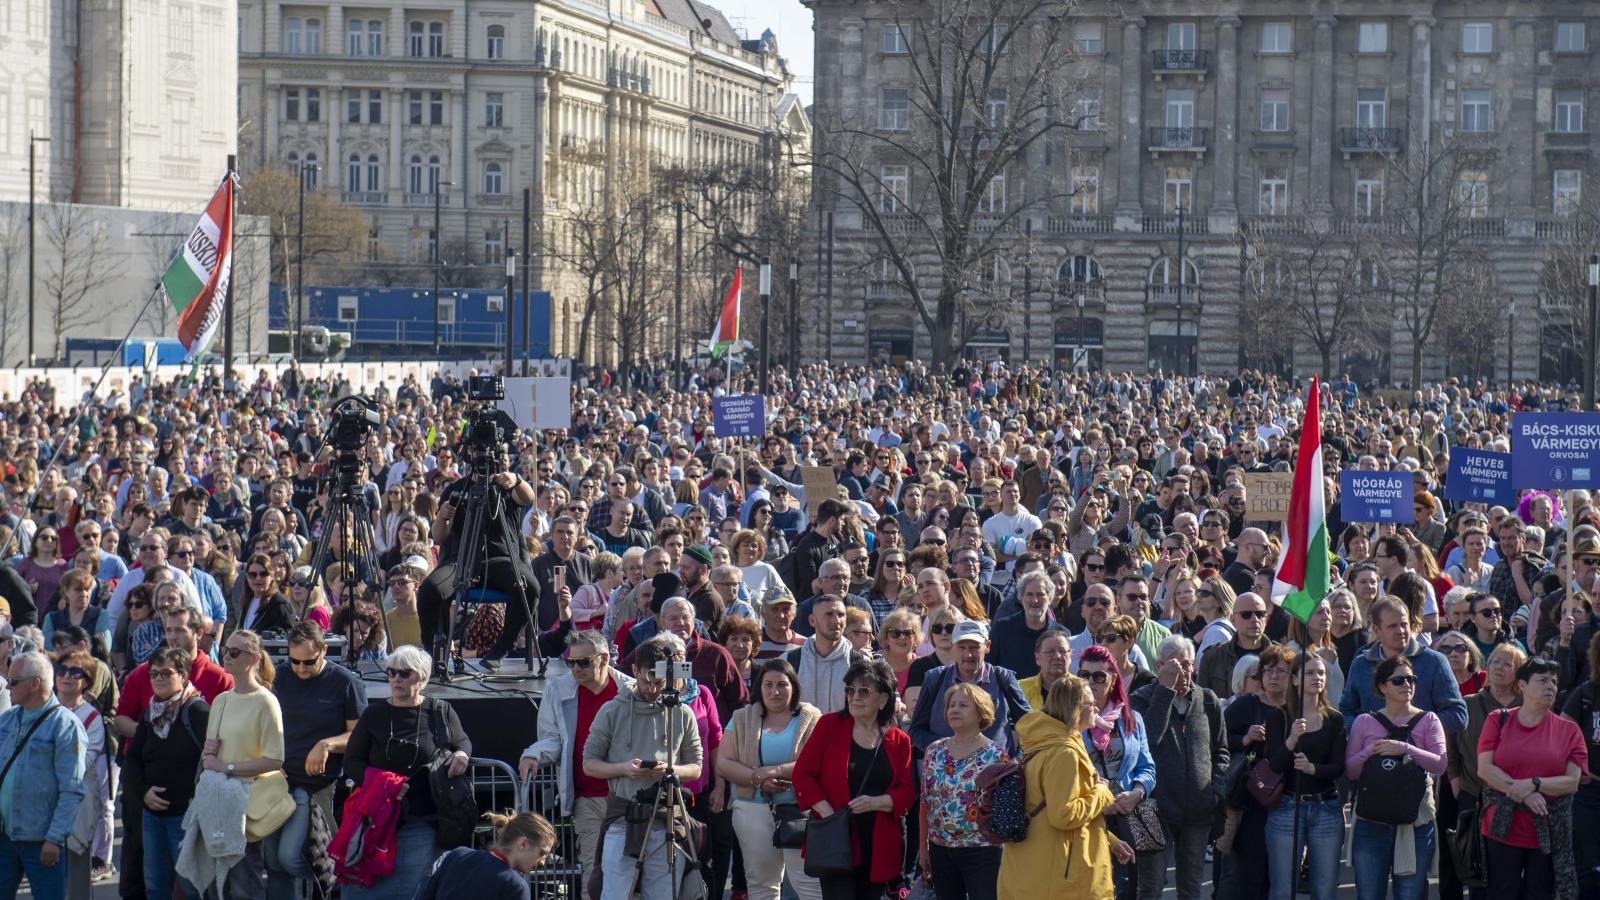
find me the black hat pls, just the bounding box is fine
[650,572,685,611]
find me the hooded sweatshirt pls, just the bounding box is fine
[997,711,1115,900]
[581,681,702,800]
[790,636,856,713]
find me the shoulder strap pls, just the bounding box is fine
[179,700,202,752]
[0,708,59,791]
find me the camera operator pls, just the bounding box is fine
[417,437,541,669]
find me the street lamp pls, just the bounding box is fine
[1076,289,1087,373]
[294,160,319,360]
[758,256,772,395]
[787,260,799,371]
[1589,254,1600,410]
[504,222,516,373]
[27,132,50,365]
[431,179,454,357]
[1175,204,1188,376]
[1507,296,1516,393]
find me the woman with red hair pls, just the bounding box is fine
[1078,645,1158,899]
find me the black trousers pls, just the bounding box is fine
[418,557,536,657]
[927,844,1000,900]
[1484,836,1555,900]
[117,768,145,900]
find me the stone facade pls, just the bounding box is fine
[239,0,800,360]
[805,0,1596,382]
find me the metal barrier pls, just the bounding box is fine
[466,757,585,900]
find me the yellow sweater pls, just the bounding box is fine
[206,689,296,841]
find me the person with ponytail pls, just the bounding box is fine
[415,810,556,900]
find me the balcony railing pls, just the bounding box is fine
[1153,49,1209,72]
[1544,130,1591,151]
[1047,215,1113,234]
[1240,215,1308,237]
[403,191,451,207]
[1339,127,1404,154]
[1145,283,1203,306]
[1148,126,1210,152]
[1142,215,1210,235]
[1456,217,1504,239]
[1535,218,1579,240]
[341,191,390,206]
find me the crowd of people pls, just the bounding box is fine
[0,359,1595,900]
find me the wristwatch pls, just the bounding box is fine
[1531,777,1542,792]
[227,762,237,774]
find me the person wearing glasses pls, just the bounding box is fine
[1197,592,1277,701]
[16,527,65,614]
[267,622,365,900]
[165,534,228,643]
[344,644,471,899]
[53,649,109,894]
[106,527,200,628]
[1443,642,1524,900]
[124,646,209,900]
[0,651,86,900]
[193,629,295,897]
[1463,592,1526,662]
[1434,632,1485,696]
[1078,644,1156,899]
[237,552,295,635]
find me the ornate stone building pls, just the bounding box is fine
[805,1,1596,383]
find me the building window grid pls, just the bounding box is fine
[1164,167,1192,214]
[878,165,909,213]
[408,21,424,57]
[1457,171,1490,218]
[879,88,909,131]
[483,161,503,195]
[367,22,383,55]
[347,92,360,124]
[305,18,321,54]
[1358,22,1388,54]
[429,91,444,126]
[1460,90,1493,133]
[1556,22,1586,54]
[1070,167,1099,214]
[1072,22,1103,54]
[284,16,301,54]
[347,20,363,55]
[1461,22,1493,55]
[305,88,320,122]
[346,154,361,190]
[1555,169,1583,217]
[428,22,445,57]
[368,90,382,124]
[1258,169,1289,216]
[880,24,910,54]
[1555,90,1584,133]
[1260,22,1292,54]
[1070,88,1101,130]
[366,155,381,191]
[978,174,1005,214]
[485,92,504,127]
[1356,89,1387,129]
[1260,89,1290,132]
[1355,176,1383,217]
[486,25,505,60]
[285,87,300,121]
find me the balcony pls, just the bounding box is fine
[1240,215,1309,237]
[1147,126,1209,156]
[1152,49,1209,79]
[1338,127,1404,157]
[341,191,389,206]
[1544,130,1591,156]
[404,191,452,207]
[1535,219,1579,240]
[1144,283,1203,309]
[1455,217,1505,239]
[1047,215,1113,235]
[1142,215,1210,235]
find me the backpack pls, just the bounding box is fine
[974,754,1045,844]
[1354,712,1431,826]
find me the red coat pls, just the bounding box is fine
[792,710,915,885]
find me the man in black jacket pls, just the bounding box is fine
[778,499,849,599]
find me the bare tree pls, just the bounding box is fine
[811,0,1087,367]
[39,204,119,361]
[136,210,187,336]
[0,208,28,366]
[237,168,366,286]
[1535,167,1600,389]
[1435,258,1505,382]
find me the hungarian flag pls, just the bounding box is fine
[162,174,235,364]
[708,265,741,357]
[1271,376,1330,624]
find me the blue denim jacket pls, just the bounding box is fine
[1083,710,1159,796]
[0,700,87,844]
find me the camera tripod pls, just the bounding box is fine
[435,444,543,682]
[304,471,387,668]
[632,681,690,900]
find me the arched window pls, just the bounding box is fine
[302,152,319,189]
[486,24,505,59]
[305,17,322,53]
[366,21,383,55]
[283,16,302,53]
[366,154,381,192]
[408,21,425,56]
[346,153,362,190]
[1058,255,1102,285]
[347,19,364,55]
[428,21,445,57]
[1147,257,1200,286]
[427,155,442,192]
[408,155,424,194]
[482,161,503,195]
[286,151,299,171]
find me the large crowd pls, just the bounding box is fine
[0,359,1594,900]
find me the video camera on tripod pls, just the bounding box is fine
[328,395,382,483]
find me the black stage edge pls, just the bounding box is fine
[361,659,554,766]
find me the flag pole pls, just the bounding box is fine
[222,153,237,382]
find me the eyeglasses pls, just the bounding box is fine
[149,668,180,681]
[55,666,87,680]
[1083,562,1105,572]
[386,668,417,680]
[1236,610,1268,620]
[139,544,163,552]
[1476,607,1502,618]
[1196,589,1216,598]
[1202,520,1223,528]
[1082,670,1112,684]
[287,654,322,668]
[1083,596,1112,608]
[36,534,57,543]
[930,623,957,635]
[223,646,252,660]
[129,599,151,610]
[247,570,268,579]
[567,656,598,669]
[1122,592,1150,603]
[172,550,194,558]
[887,628,917,640]
[1386,675,1418,687]
[844,686,880,698]
[1439,645,1469,656]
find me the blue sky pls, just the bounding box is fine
[712,0,814,106]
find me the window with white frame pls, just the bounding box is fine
[305,88,321,122]
[1061,255,1101,284]
[483,161,503,195]
[1555,90,1584,133]
[484,230,504,263]
[1460,89,1492,132]
[485,92,504,127]
[880,24,910,54]
[1556,22,1587,54]
[367,21,383,55]
[347,92,360,124]
[1260,88,1290,131]
[1072,21,1103,53]
[1358,22,1388,53]
[1457,170,1489,218]
[408,156,424,193]
[1070,87,1101,129]
[429,91,444,125]
[1355,174,1383,216]
[1165,89,1195,130]
[366,154,381,191]
[368,90,382,124]
[408,91,423,124]
[305,18,322,53]
[486,25,505,59]
[347,20,364,55]
[428,156,442,192]
[302,152,319,188]
[878,165,909,213]
[284,17,302,53]
[428,22,445,56]
[1258,167,1289,215]
[978,174,1006,214]
[408,21,424,56]
[1070,166,1100,214]
[1461,22,1493,54]
[987,23,1008,55]
[337,295,358,322]
[1167,22,1195,50]
[346,154,361,189]
[1555,169,1583,217]
[1164,166,1192,213]
[1260,22,1292,53]
[986,90,1007,128]
[1356,88,1387,128]
[879,88,909,130]
[285,87,301,121]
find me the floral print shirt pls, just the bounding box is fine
[922,737,1008,848]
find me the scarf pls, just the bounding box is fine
[1091,701,1122,753]
[149,684,198,739]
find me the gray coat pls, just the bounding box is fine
[1130,681,1229,828]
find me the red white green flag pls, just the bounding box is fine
[1271,377,1330,624]
[162,174,235,363]
[708,265,742,357]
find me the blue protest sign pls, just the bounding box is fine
[1510,412,1600,489]
[712,394,766,437]
[1339,471,1413,523]
[1443,449,1512,504]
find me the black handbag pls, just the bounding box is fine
[1445,805,1487,889]
[761,734,807,849]
[1089,733,1167,853]
[803,734,881,878]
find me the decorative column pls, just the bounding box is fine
[389,8,405,57]
[1310,16,1337,214]
[1211,15,1242,225]
[451,91,467,200]
[327,87,341,191]
[1506,19,1537,222]
[1408,16,1434,153]
[388,88,404,194]
[1114,16,1146,229]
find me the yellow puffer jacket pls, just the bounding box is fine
[997,711,1116,900]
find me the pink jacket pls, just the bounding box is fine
[571,582,609,629]
[330,767,410,887]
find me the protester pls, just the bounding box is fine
[1078,645,1156,900]
[920,682,1008,900]
[1266,650,1347,900]
[123,646,208,900]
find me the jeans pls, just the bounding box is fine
[927,843,1001,900]
[1352,818,1435,900]
[1485,836,1556,900]
[1135,821,1208,900]
[1575,779,1600,900]
[729,800,823,900]
[343,822,440,900]
[0,834,66,900]
[141,812,199,900]
[600,822,687,900]
[1266,797,1344,900]
[265,787,316,900]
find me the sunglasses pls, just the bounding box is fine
[844,686,880,698]
[1083,563,1105,572]
[288,655,322,668]
[1083,596,1112,608]
[149,668,180,680]
[930,623,957,635]
[1476,607,1502,618]
[887,628,917,640]
[55,666,87,680]
[36,535,57,543]
[567,656,598,669]
[247,570,269,579]
[1386,675,1418,687]
[1439,645,1469,656]
[129,599,152,609]
[1082,670,1111,684]
[386,668,417,680]
[1236,610,1267,620]
[223,646,253,660]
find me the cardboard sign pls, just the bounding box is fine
[499,376,572,431]
[1443,449,1512,504]
[799,466,839,518]
[1340,470,1413,523]
[1511,412,1600,489]
[712,394,766,437]
[1243,473,1293,522]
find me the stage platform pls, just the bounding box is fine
[359,657,566,765]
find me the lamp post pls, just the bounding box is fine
[1076,289,1087,373]
[431,179,453,357]
[1588,254,1600,410]
[1175,204,1187,376]
[504,222,516,373]
[27,132,50,365]
[294,160,319,360]
[758,256,772,395]
[787,260,799,371]
[673,200,683,388]
[1507,296,1516,394]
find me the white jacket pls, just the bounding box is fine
[176,769,250,894]
[522,668,635,815]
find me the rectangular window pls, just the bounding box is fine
[880,24,909,54]
[1260,88,1290,131]
[1165,89,1195,128]
[368,90,382,124]
[408,22,424,57]
[879,88,910,131]
[1555,169,1583,217]
[305,18,322,54]
[878,165,909,213]
[1070,87,1101,129]
[1164,167,1193,214]
[1555,90,1584,133]
[1258,168,1289,215]
[347,92,360,124]
[1355,175,1383,216]
[367,22,383,55]
[1357,88,1388,128]
[1460,89,1493,132]
[1260,22,1292,53]
[285,87,300,121]
[484,230,504,263]
[485,92,504,127]
[1461,22,1493,54]
[986,90,1007,128]
[429,91,444,125]
[1358,22,1388,53]
[348,20,364,55]
[428,23,445,57]
[978,174,1005,214]
[1556,22,1586,54]
[1072,22,1103,54]
[987,23,1008,55]
[284,17,301,54]
[1070,166,1100,214]
[486,26,504,59]
[1167,22,1196,51]
[1457,170,1489,218]
[347,156,362,190]
[407,91,422,125]
[306,88,320,122]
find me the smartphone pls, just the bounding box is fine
[640,760,662,770]
[553,565,566,587]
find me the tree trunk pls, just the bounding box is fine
[576,288,599,363]
[1319,346,1333,382]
